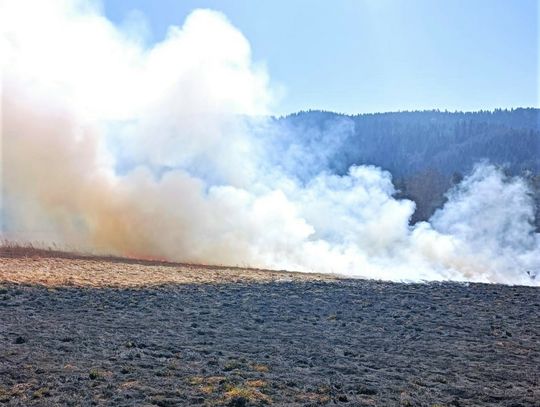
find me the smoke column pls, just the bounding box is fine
[1,0,538,285]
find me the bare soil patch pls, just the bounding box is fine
[0,249,539,406]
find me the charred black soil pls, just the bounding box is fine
[0,264,539,406]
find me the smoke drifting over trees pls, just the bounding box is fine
[272,109,540,226]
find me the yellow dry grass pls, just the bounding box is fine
[0,247,337,288]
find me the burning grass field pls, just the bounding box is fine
[0,247,539,406]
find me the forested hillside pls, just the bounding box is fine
[274,108,540,226]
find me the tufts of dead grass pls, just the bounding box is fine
[0,243,337,288]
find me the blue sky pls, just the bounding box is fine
[103,0,538,115]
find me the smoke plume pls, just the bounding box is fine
[1,0,538,285]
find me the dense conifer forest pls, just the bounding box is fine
[275,108,540,226]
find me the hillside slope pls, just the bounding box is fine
[271,108,540,224]
[0,252,538,406]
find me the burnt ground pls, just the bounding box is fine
[0,262,539,406]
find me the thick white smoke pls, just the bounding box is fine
[1,0,538,285]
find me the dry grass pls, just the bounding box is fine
[223,386,272,404]
[0,244,337,288]
[252,364,270,373]
[246,380,267,388]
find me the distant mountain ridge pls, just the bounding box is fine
[277,108,539,177]
[274,108,540,226]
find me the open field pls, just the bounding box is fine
[0,249,539,406]
[0,247,337,287]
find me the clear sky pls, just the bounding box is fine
[103,0,538,115]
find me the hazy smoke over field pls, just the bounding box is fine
[1,0,539,285]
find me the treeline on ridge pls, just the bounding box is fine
[274,108,540,228]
